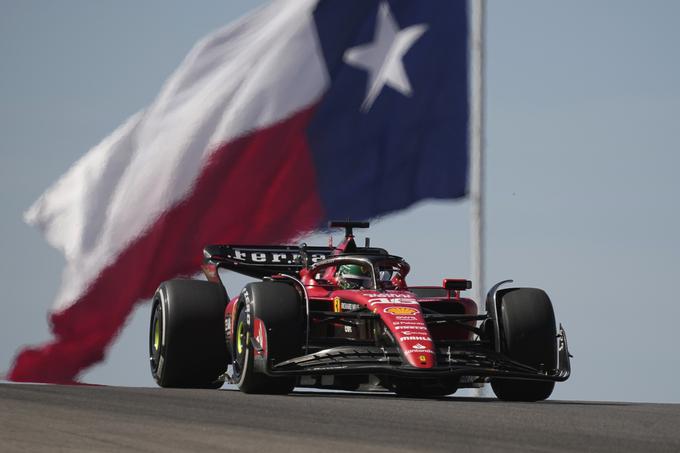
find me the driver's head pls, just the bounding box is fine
[336,264,372,289]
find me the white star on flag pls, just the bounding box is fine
[343,1,428,112]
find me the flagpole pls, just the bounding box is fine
[470,0,486,392]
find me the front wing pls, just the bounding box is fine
[266,325,572,382]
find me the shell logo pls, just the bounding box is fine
[384,306,418,315]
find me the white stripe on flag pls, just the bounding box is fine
[24,0,329,312]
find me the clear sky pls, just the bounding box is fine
[1,0,679,403]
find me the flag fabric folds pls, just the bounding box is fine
[9,0,469,383]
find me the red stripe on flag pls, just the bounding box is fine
[9,105,324,383]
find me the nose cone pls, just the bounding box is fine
[367,294,435,368]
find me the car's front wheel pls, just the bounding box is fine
[231,282,302,394]
[490,287,557,401]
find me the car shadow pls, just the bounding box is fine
[219,386,633,406]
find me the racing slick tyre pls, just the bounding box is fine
[149,279,228,388]
[490,288,557,402]
[231,282,303,394]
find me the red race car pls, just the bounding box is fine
[149,221,571,400]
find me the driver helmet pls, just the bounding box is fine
[336,264,372,289]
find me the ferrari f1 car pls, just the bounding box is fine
[149,221,571,400]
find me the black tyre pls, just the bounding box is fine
[149,279,228,388]
[231,282,303,394]
[490,288,557,401]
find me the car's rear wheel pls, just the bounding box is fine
[149,279,228,388]
[231,282,302,394]
[490,287,557,401]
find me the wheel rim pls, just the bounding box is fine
[233,315,249,379]
[153,317,161,351]
[236,320,245,355]
[149,301,162,374]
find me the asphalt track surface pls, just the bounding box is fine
[1,383,679,452]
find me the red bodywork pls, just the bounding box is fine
[222,233,477,370]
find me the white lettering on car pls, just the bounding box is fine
[271,253,287,263]
[251,252,267,262]
[399,332,432,341]
[368,297,418,305]
[311,254,326,263]
[230,250,327,264]
[224,317,231,337]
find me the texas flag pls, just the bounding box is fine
[9,0,468,383]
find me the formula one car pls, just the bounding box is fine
[149,221,571,400]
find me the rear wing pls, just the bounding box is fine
[203,244,333,279]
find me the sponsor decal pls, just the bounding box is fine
[224,317,232,338]
[398,336,432,341]
[384,307,418,315]
[394,325,428,330]
[242,292,252,325]
[405,349,434,354]
[392,320,423,326]
[230,250,327,264]
[368,297,419,305]
[310,254,326,263]
[394,316,418,321]
[334,297,359,312]
[412,343,427,350]
[397,330,429,336]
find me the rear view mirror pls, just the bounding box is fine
[443,279,472,291]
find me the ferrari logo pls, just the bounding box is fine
[419,355,427,363]
[333,297,341,312]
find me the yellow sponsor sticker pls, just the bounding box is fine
[384,306,418,316]
[333,297,341,312]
